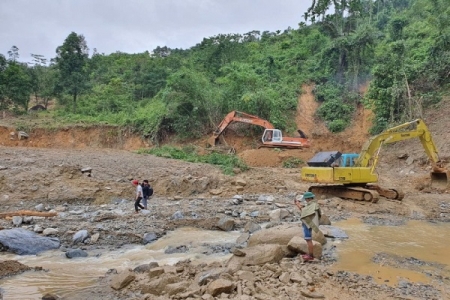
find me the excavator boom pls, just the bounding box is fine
[301,119,448,202]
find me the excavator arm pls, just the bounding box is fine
[208,111,275,147]
[356,119,441,169]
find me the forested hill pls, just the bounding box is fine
[0,0,449,142]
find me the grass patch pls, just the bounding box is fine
[139,145,248,175]
[282,157,304,168]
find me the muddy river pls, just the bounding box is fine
[1,221,450,299]
[0,228,241,299]
[333,218,450,286]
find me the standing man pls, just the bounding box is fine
[141,179,151,210]
[132,179,144,213]
[294,191,321,261]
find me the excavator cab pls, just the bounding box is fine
[262,129,282,143]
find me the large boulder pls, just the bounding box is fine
[287,236,323,258]
[248,223,327,246]
[226,244,285,274]
[207,279,235,297]
[0,228,60,255]
[110,269,136,290]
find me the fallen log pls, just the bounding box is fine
[0,210,57,218]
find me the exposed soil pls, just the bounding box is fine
[0,260,32,279]
[0,86,449,300]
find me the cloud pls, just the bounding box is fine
[0,0,309,63]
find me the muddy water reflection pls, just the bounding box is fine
[333,218,450,286]
[0,227,240,300]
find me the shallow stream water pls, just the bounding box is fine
[0,228,240,299]
[1,220,450,299]
[333,218,450,286]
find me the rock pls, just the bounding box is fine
[72,230,89,244]
[287,236,323,258]
[65,249,88,259]
[247,224,302,246]
[236,232,250,245]
[197,268,225,286]
[42,293,59,300]
[235,179,247,186]
[90,233,100,243]
[319,225,348,239]
[209,189,223,195]
[249,211,259,217]
[81,167,92,173]
[110,269,135,290]
[33,225,43,233]
[166,281,189,296]
[248,223,326,246]
[257,195,274,204]
[143,232,158,245]
[35,203,45,212]
[18,131,29,139]
[149,267,165,278]
[133,264,151,273]
[172,211,184,219]
[406,156,414,165]
[165,245,188,254]
[244,221,261,234]
[300,290,325,298]
[226,244,285,274]
[236,270,255,282]
[42,228,59,236]
[290,272,304,283]
[23,216,33,224]
[279,272,291,283]
[0,228,60,255]
[217,217,234,231]
[141,274,180,295]
[269,209,281,222]
[232,247,246,257]
[206,279,235,297]
[12,216,23,226]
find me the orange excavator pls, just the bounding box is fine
[208,111,310,149]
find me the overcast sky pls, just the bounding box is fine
[0,0,310,64]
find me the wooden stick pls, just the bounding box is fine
[0,210,57,218]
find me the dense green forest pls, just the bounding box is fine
[0,0,449,142]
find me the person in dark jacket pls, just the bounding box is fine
[141,179,151,210]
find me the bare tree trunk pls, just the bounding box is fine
[404,73,412,119]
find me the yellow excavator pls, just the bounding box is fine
[301,119,449,203]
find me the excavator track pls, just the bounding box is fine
[365,184,405,201]
[308,185,379,203]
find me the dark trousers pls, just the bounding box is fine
[135,197,144,212]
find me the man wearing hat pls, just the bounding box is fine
[294,191,321,261]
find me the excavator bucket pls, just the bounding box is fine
[207,136,217,148]
[430,169,450,190]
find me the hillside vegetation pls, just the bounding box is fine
[0,0,449,143]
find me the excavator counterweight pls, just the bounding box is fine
[301,119,449,202]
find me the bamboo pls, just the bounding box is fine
[0,210,57,218]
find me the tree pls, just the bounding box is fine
[3,61,32,111]
[0,54,8,110]
[55,32,89,113]
[7,46,19,62]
